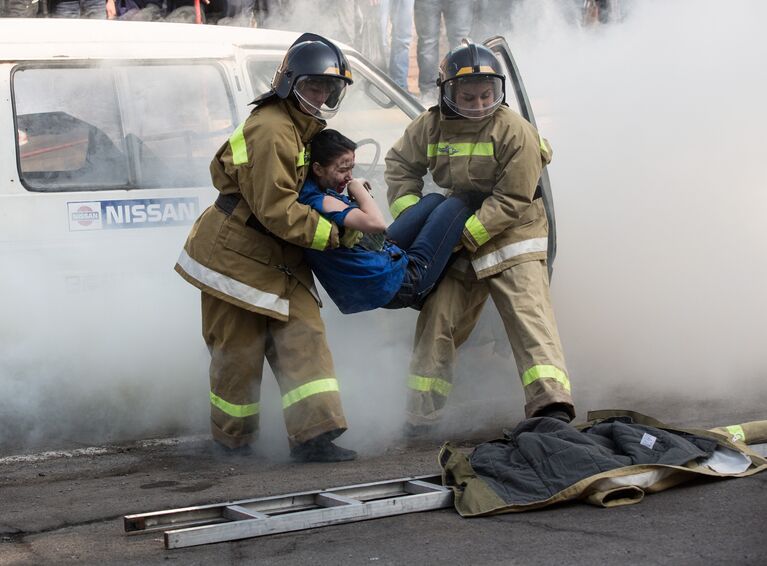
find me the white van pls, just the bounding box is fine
[0,19,551,448]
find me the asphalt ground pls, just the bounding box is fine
[1,407,766,566]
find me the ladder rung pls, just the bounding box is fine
[223,505,269,521]
[315,492,362,507]
[405,479,450,494]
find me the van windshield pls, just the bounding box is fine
[13,63,236,192]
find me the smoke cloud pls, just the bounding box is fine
[1,0,765,458]
[509,0,767,423]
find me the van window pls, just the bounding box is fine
[13,63,236,192]
[330,74,412,166]
[15,67,129,190]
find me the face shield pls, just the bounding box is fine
[442,75,504,120]
[293,75,348,119]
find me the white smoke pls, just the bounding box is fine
[508,0,767,421]
[0,239,210,451]
[2,1,765,457]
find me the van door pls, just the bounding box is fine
[483,36,557,275]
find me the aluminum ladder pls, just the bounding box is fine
[124,474,452,549]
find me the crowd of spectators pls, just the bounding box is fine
[1,0,620,97]
[0,0,251,21]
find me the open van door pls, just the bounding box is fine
[483,36,557,277]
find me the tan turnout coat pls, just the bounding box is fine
[175,98,339,321]
[385,105,552,279]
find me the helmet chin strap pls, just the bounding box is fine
[289,92,320,118]
[297,98,319,117]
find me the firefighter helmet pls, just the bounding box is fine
[270,33,353,119]
[438,41,505,119]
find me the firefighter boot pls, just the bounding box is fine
[210,441,254,459]
[403,422,435,439]
[290,431,357,463]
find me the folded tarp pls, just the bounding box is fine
[439,410,767,516]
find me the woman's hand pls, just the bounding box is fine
[346,179,371,201]
[343,179,387,234]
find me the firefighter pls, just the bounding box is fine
[385,41,575,433]
[175,33,356,462]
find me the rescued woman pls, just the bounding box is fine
[298,128,472,314]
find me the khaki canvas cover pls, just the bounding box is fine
[440,410,767,516]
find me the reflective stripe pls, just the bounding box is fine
[521,365,570,392]
[311,216,332,250]
[210,391,259,418]
[426,142,494,158]
[539,134,549,157]
[471,237,548,273]
[465,214,490,247]
[455,65,496,76]
[176,249,289,317]
[229,122,248,165]
[725,425,746,443]
[390,194,420,219]
[296,146,311,167]
[407,374,452,397]
[282,377,340,409]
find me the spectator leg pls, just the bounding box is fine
[51,0,82,17]
[81,0,106,18]
[388,0,414,90]
[413,0,441,95]
[443,0,473,49]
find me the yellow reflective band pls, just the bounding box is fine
[455,65,496,76]
[426,142,494,158]
[345,69,353,79]
[311,216,332,250]
[229,122,248,165]
[390,194,420,219]
[282,377,340,409]
[296,146,311,167]
[465,214,490,247]
[539,135,549,156]
[407,375,452,397]
[210,391,259,418]
[725,425,746,443]
[521,365,571,392]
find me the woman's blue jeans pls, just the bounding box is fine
[384,193,471,309]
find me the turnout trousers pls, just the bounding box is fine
[201,286,347,449]
[406,259,574,424]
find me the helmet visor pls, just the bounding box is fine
[294,75,348,119]
[443,76,504,120]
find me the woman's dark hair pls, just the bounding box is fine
[310,129,356,167]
